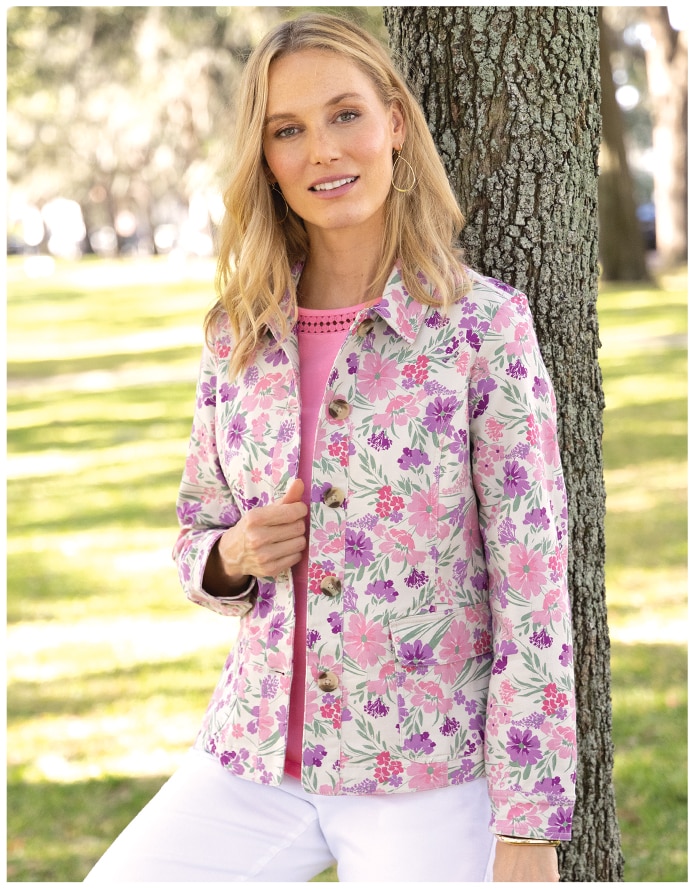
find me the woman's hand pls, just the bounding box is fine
[204,479,308,596]
[493,842,559,882]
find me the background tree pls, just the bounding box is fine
[642,6,688,266]
[384,6,622,881]
[597,8,650,282]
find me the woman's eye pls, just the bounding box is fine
[275,125,299,139]
[336,110,358,123]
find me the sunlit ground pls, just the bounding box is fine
[6,258,687,881]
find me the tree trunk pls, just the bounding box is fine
[384,6,623,882]
[597,8,650,281]
[642,6,688,267]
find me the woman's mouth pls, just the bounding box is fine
[310,176,358,192]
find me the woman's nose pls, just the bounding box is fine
[308,127,340,165]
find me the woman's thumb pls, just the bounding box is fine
[281,477,305,504]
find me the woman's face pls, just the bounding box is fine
[262,49,405,241]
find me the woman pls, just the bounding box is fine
[86,12,576,883]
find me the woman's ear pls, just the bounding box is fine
[390,100,406,147]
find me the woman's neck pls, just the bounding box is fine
[298,227,385,310]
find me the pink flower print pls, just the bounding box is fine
[486,700,513,737]
[508,543,548,599]
[366,660,397,695]
[253,372,285,410]
[405,760,448,791]
[411,680,452,714]
[532,588,563,625]
[344,613,388,668]
[251,412,269,442]
[439,619,474,664]
[546,725,577,759]
[470,355,490,382]
[359,352,399,401]
[379,527,427,565]
[542,682,569,716]
[484,416,505,442]
[251,468,262,484]
[496,802,544,836]
[540,418,561,466]
[406,488,448,538]
[373,394,418,428]
[455,350,471,376]
[490,299,517,332]
[499,679,519,704]
[395,303,418,340]
[184,453,200,483]
[311,521,343,555]
[473,442,496,477]
[403,354,429,384]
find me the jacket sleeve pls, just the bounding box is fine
[173,326,255,618]
[469,287,576,840]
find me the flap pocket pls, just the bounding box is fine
[390,602,492,669]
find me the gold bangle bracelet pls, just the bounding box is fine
[496,834,561,847]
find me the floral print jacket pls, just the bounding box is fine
[174,263,576,839]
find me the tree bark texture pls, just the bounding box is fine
[597,9,650,281]
[385,6,623,882]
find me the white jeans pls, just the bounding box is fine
[85,748,496,882]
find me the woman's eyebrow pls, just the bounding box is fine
[264,92,365,127]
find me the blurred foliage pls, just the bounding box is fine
[6,6,385,222]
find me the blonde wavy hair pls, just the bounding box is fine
[209,12,468,376]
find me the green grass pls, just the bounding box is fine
[6,257,687,881]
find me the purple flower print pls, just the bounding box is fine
[423,396,458,435]
[398,639,436,672]
[440,715,460,736]
[199,375,217,407]
[530,629,553,649]
[506,359,528,379]
[306,629,321,649]
[219,748,249,775]
[502,460,530,497]
[327,611,343,634]
[346,352,359,375]
[368,430,393,451]
[449,428,468,462]
[288,447,299,478]
[425,310,445,329]
[498,517,517,544]
[445,335,460,355]
[261,675,279,699]
[547,806,573,839]
[219,382,238,403]
[450,758,474,784]
[506,728,543,766]
[532,375,550,398]
[533,776,566,796]
[275,705,288,737]
[471,570,489,592]
[265,346,289,367]
[277,420,295,443]
[177,501,201,524]
[459,316,490,352]
[226,415,247,451]
[267,612,286,646]
[366,579,399,602]
[524,506,551,530]
[254,583,275,619]
[469,378,497,419]
[364,698,389,718]
[303,744,328,767]
[403,731,437,755]
[559,644,574,667]
[345,530,375,567]
[243,366,259,386]
[405,568,428,589]
[398,447,431,470]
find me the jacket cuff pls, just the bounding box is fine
[489,789,574,841]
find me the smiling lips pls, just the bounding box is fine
[310,176,357,192]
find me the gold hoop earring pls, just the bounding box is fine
[392,148,417,194]
[271,184,289,223]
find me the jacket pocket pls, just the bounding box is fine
[388,603,493,763]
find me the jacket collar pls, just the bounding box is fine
[278,259,433,345]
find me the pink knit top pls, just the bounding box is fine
[284,301,372,778]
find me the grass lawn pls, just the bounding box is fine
[6,256,687,881]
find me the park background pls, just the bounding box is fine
[6,5,687,882]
